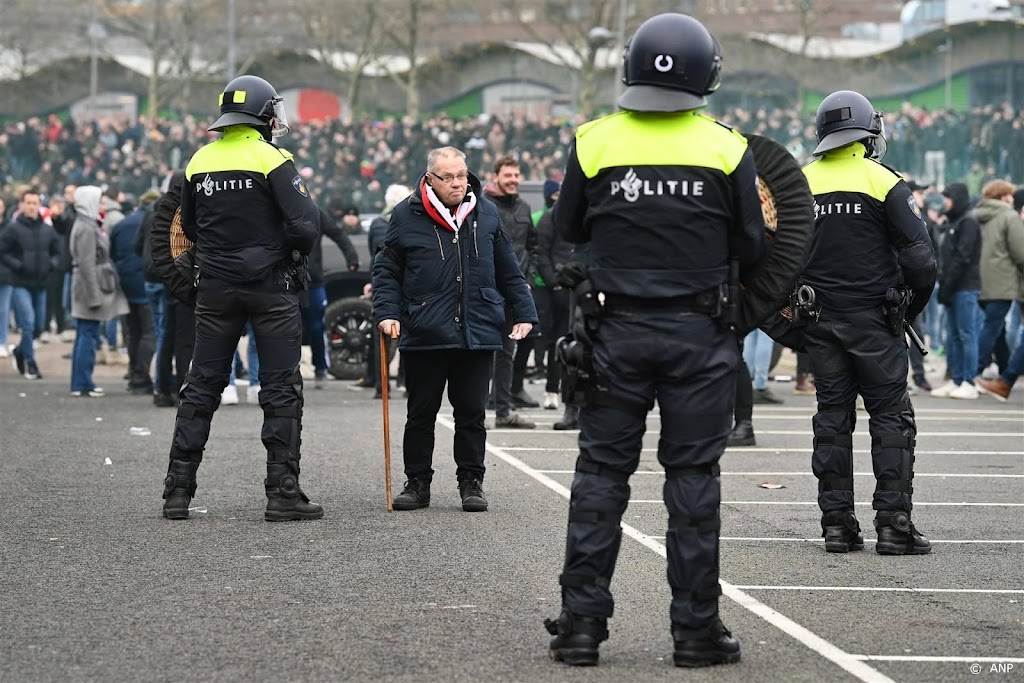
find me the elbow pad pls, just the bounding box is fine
[898,242,937,293]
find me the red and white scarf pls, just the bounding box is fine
[421,177,476,232]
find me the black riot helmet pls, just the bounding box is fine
[813,90,886,159]
[618,13,723,113]
[209,74,290,139]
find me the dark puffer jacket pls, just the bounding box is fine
[0,214,61,289]
[484,186,536,278]
[938,182,981,304]
[371,173,538,351]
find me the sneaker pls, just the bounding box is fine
[0,346,7,358]
[752,388,784,404]
[672,619,741,668]
[948,381,978,400]
[314,372,327,390]
[24,361,42,380]
[512,389,540,408]
[58,330,76,343]
[70,388,105,397]
[495,413,536,429]
[976,377,1011,402]
[458,478,488,512]
[981,362,1000,380]
[247,384,261,404]
[10,346,25,375]
[221,384,239,405]
[544,392,560,410]
[392,478,431,510]
[930,380,958,398]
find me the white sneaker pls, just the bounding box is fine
[949,381,979,400]
[221,384,239,405]
[981,363,999,380]
[544,392,559,410]
[930,380,958,398]
[247,384,261,404]
[0,346,7,359]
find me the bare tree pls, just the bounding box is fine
[292,0,382,115]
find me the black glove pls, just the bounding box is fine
[555,261,589,289]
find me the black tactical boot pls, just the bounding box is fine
[392,478,431,511]
[162,452,201,520]
[821,510,864,553]
[672,619,741,668]
[727,420,756,447]
[458,478,488,512]
[264,460,324,521]
[545,610,608,667]
[553,405,579,430]
[875,510,931,555]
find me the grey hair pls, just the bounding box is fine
[426,146,467,173]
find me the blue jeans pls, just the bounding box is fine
[146,282,166,385]
[103,318,118,349]
[228,322,259,385]
[62,274,75,329]
[925,284,944,351]
[71,319,101,392]
[301,285,328,375]
[1001,320,1024,386]
[1006,302,1022,351]
[10,287,46,365]
[0,284,12,347]
[945,289,980,385]
[977,300,1012,375]
[743,328,773,390]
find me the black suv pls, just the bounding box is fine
[319,180,547,380]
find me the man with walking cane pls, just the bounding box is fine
[371,146,538,512]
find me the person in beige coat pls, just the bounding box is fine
[972,180,1024,385]
[69,185,129,396]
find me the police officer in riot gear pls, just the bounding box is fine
[161,74,323,522]
[800,90,936,554]
[545,13,767,668]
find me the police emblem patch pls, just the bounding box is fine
[907,195,921,219]
[292,175,309,197]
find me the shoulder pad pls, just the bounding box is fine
[262,139,294,161]
[575,111,623,139]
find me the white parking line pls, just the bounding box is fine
[488,429,1023,436]
[437,415,896,683]
[519,415,1024,423]
[500,447,1024,456]
[633,501,1024,506]
[851,655,1024,663]
[646,537,1024,545]
[733,586,1024,594]
[533,470,1024,478]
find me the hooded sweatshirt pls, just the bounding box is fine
[972,197,1024,302]
[938,182,981,299]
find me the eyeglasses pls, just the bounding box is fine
[429,171,468,184]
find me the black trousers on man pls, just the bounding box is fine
[803,308,918,515]
[166,275,304,488]
[124,302,156,391]
[156,298,196,398]
[559,312,738,631]
[402,349,493,483]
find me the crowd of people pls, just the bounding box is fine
[1,104,1022,408]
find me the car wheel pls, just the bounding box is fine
[325,297,380,380]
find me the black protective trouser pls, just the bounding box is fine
[157,298,195,397]
[803,307,917,515]
[908,318,927,384]
[170,275,304,466]
[125,302,156,390]
[559,312,738,630]
[402,349,493,483]
[735,359,753,424]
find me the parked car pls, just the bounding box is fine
[319,181,547,379]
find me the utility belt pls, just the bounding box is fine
[601,285,729,317]
[274,250,312,293]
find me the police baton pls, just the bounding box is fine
[904,321,928,357]
[379,328,396,511]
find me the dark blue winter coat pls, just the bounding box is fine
[109,207,149,304]
[371,173,538,351]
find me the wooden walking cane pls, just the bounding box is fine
[380,330,394,511]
